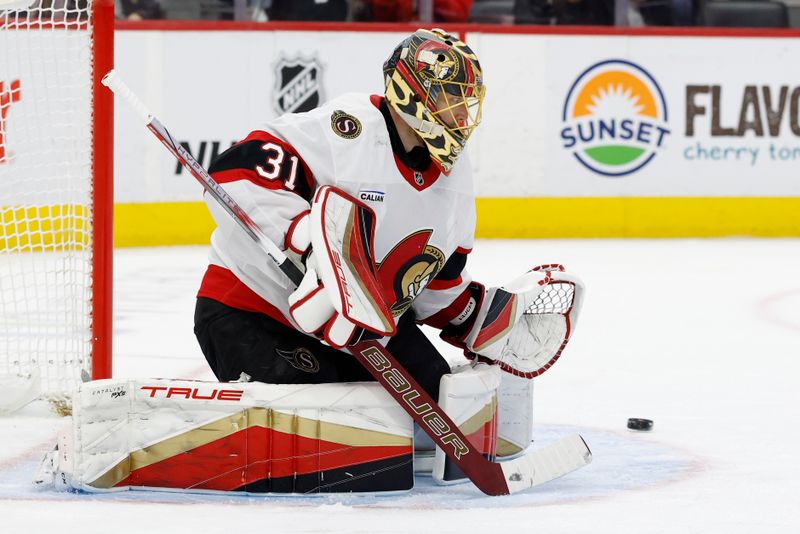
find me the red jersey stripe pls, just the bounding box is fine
[197,265,292,327]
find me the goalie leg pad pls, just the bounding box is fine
[432,363,501,485]
[420,365,534,482]
[496,371,534,458]
[42,379,414,495]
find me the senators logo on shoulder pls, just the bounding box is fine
[331,110,362,139]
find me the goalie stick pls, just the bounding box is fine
[102,70,591,496]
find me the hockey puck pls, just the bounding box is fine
[627,418,653,431]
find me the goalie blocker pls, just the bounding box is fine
[36,363,527,494]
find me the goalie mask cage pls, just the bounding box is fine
[0,0,113,411]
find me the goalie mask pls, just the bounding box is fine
[383,28,485,174]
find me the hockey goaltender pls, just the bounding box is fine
[36,29,588,496]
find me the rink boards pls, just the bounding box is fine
[73,26,800,239]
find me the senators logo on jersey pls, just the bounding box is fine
[331,110,362,139]
[378,230,445,317]
[275,347,320,373]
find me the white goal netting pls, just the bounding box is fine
[0,1,99,413]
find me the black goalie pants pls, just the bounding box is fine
[194,297,451,400]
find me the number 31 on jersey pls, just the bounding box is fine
[256,142,299,191]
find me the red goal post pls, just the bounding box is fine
[0,0,113,412]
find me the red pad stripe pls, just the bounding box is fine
[473,295,516,350]
[464,412,499,458]
[121,426,411,491]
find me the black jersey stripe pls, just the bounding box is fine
[434,250,468,283]
[209,132,314,202]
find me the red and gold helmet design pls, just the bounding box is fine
[383,28,485,174]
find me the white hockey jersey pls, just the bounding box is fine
[198,93,477,333]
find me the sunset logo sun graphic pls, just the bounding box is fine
[561,59,670,177]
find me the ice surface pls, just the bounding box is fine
[1,239,798,533]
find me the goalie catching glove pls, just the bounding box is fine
[287,186,395,348]
[443,265,584,378]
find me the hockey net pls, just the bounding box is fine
[0,0,113,414]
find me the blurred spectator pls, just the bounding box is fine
[553,0,613,25]
[354,0,474,23]
[513,0,553,24]
[671,0,695,25]
[628,0,697,26]
[265,0,348,20]
[116,0,164,20]
[514,0,613,25]
[353,0,413,21]
[435,0,473,21]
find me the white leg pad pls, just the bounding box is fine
[418,366,535,481]
[37,379,414,495]
[496,372,535,458]
[433,363,501,485]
